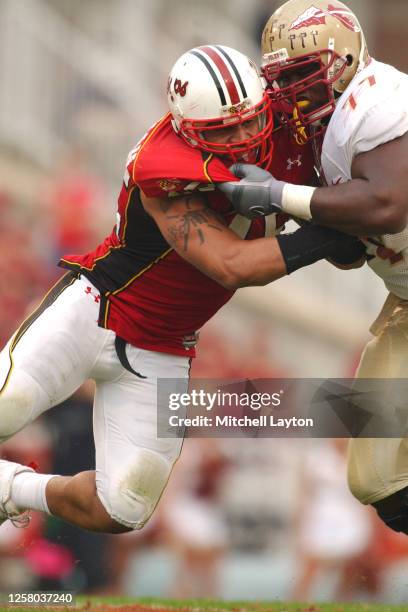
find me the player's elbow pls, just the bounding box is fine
[200,261,240,290]
[193,248,248,289]
[216,269,247,290]
[220,274,262,290]
[373,207,406,235]
[371,191,407,234]
[214,243,284,289]
[216,259,266,290]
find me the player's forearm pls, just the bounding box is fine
[218,238,287,289]
[217,224,366,289]
[310,180,406,236]
[142,191,364,291]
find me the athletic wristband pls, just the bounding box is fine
[276,224,356,274]
[281,184,316,220]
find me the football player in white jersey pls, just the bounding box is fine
[219,0,408,535]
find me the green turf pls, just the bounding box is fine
[139,599,408,611]
[82,597,408,611]
[3,596,408,611]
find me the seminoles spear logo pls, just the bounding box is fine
[289,4,361,32]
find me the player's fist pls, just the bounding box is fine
[218,163,286,219]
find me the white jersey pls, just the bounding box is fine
[321,59,408,299]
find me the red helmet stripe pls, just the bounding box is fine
[215,45,248,99]
[200,46,241,105]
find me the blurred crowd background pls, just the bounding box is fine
[0,0,408,604]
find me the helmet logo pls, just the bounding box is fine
[174,79,189,97]
[289,4,361,32]
[225,100,250,115]
[159,179,183,193]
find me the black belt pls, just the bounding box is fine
[114,336,147,378]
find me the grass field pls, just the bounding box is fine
[2,597,408,612]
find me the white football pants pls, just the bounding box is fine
[0,273,190,529]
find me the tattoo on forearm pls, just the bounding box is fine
[164,199,224,251]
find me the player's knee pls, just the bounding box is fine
[0,380,36,441]
[347,476,371,505]
[372,487,408,535]
[97,449,172,530]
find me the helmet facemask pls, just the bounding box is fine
[263,48,348,144]
[178,92,274,167]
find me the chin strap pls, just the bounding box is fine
[292,106,308,146]
[356,15,370,73]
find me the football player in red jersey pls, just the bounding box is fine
[0,45,363,534]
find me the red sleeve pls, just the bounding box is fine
[130,115,238,198]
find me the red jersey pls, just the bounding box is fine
[59,113,314,357]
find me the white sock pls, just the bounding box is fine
[10,472,56,514]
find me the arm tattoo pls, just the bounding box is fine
[163,198,224,251]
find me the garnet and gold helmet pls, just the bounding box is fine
[261,0,369,142]
[167,45,273,166]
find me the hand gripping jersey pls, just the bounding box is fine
[59,113,314,357]
[320,59,408,299]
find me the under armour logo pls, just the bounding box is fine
[84,287,101,302]
[286,155,302,170]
